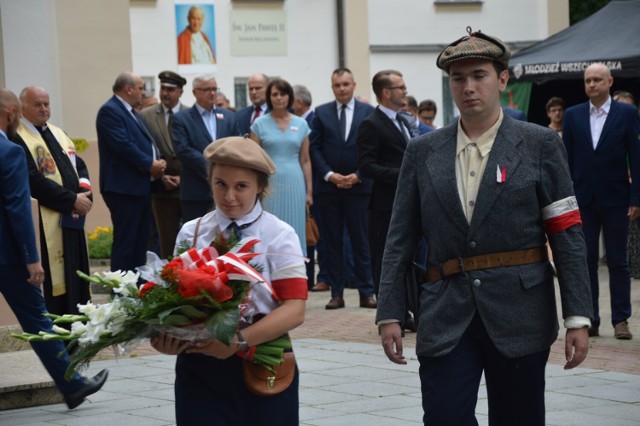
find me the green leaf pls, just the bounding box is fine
[176,305,208,320]
[204,309,239,345]
[161,314,192,326]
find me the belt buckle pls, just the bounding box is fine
[457,257,465,274]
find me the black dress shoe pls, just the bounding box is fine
[359,296,377,309]
[64,369,109,409]
[325,297,345,309]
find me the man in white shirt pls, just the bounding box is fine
[563,63,640,340]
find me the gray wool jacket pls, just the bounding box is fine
[376,115,593,359]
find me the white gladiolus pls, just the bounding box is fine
[77,302,97,315]
[70,321,87,337]
[51,325,71,335]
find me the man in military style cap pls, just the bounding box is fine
[376,27,593,425]
[140,70,188,257]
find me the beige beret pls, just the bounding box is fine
[203,136,276,175]
[437,27,511,73]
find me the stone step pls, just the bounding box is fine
[0,351,63,410]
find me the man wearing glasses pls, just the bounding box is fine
[358,70,416,328]
[171,74,238,221]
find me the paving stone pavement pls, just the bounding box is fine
[1,271,638,425]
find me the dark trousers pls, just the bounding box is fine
[0,264,83,395]
[175,353,299,425]
[152,194,182,258]
[181,199,212,223]
[319,192,373,298]
[369,209,392,296]
[103,192,151,272]
[419,315,549,426]
[580,203,631,327]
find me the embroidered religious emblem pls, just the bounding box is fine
[35,145,57,175]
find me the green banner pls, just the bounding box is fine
[501,82,532,115]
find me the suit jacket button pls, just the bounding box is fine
[473,279,481,287]
[468,241,477,249]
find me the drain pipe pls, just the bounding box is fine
[336,0,345,68]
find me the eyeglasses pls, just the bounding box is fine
[195,87,218,93]
[387,86,407,91]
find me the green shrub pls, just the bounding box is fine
[87,226,112,259]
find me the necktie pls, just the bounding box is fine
[133,110,160,160]
[227,221,243,239]
[167,108,173,134]
[224,212,264,240]
[251,105,262,124]
[396,113,410,144]
[339,104,347,142]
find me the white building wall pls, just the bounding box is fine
[129,0,340,109]
[367,0,551,127]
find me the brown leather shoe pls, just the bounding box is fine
[325,297,345,309]
[588,326,599,337]
[359,296,377,309]
[311,282,331,292]
[614,321,633,340]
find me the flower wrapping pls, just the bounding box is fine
[12,237,288,379]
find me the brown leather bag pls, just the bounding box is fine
[242,352,296,396]
[306,208,319,246]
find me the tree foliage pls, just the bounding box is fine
[569,0,611,24]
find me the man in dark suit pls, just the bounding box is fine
[96,72,166,272]
[0,88,107,409]
[235,73,269,136]
[377,30,593,425]
[140,71,188,258]
[358,69,416,328]
[171,74,238,222]
[310,68,376,309]
[357,70,410,291]
[563,62,640,340]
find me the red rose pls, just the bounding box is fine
[138,281,158,298]
[176,269,232,302]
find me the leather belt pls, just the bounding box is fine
[424,247,548,283]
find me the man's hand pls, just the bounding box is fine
[162,175,180,191]
[380,322,407,365]
[149,159,167,179]
[26,262,45,286]
[564,327,589,370]
[628,206,640,221]
[73,191,93,215]
[329,172,360,189]
[343,173,361,187]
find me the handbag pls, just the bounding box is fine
[305,208,320,246]
[242,351,296,397]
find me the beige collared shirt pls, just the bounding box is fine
[455,110,504,222]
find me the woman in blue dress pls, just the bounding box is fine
[250,78,312,254]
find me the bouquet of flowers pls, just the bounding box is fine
[12,237,290,379]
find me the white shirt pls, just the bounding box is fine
[589,96,611,149]
[379,104,410,140]
[163,104,181,126]
[324,98,356,182]
[174,201,306,284]
[195,103,218,141]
